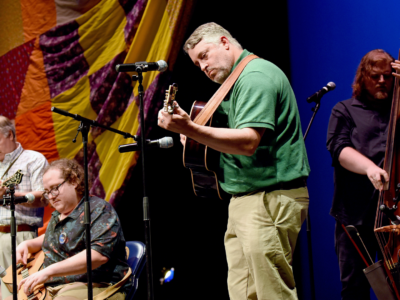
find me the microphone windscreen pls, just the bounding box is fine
[25,193,35,203]
[159,137,173,148]
[157,60,168,72]
[327,82,336,91]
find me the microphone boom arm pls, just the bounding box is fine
[51,107,137,140]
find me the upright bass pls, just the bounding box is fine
[374,52,400,299]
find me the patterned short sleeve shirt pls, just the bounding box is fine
[42,196,131,292]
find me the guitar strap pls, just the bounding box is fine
[193,54,259,126]
[85,267,132,300]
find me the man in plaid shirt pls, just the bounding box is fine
[0,116,48,298]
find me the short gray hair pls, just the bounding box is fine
[0,116,16,139]
[183,22,242,53]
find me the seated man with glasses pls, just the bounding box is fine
[9,158,131,300]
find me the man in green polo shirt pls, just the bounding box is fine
[158,22,310,300]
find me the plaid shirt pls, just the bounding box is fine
[0,143,48,227]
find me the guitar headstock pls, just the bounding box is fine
[164,83,178,114]
[1,170,24,188]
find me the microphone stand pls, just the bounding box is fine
[303,98,321,140]
[131,68,154,300]
[2,185,18,300]
[51,107,136,300]
[303,94,324,300]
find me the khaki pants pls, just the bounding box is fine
[0,231,36,299]
[48,282,125,299]
[224,187,309,300]
[5,282,125,300]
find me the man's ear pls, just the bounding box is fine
[69,178,79,189]
[220,36,230,49]
[9,130,15,141]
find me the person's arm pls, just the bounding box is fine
[327,103,388,191]
[339,146,388,191]
[159,103,265,156]
[163,69,281,155]
[19,156,49,208]
[18,249,109,294]
[16,235,45,265]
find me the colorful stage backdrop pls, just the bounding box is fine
[0,0,194,234]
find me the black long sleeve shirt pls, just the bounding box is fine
[326,97,390,226]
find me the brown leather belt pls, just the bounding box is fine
[234,177,307,198]
[0,224,36,233]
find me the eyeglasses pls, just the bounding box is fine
[42,180,66,200]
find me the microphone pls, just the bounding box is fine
[307,82,336,103]
[119,137,174,153]
[115,60,168,73]
[2,193,35,205]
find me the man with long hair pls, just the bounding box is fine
[327,49,395,299]
[158,22,310,300]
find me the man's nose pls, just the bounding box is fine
[378,74,385,83]
[199,62,207,72]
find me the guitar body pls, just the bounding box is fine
[183,101,229,200]
[2,250,50,300]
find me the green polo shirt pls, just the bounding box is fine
[215,50,310,194]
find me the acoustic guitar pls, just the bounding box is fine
[2,250,50,300]
[183,101,228,200]
[163,84,228,200]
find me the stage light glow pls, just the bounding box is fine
[160,267,175,285]
[164,268,174,283]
